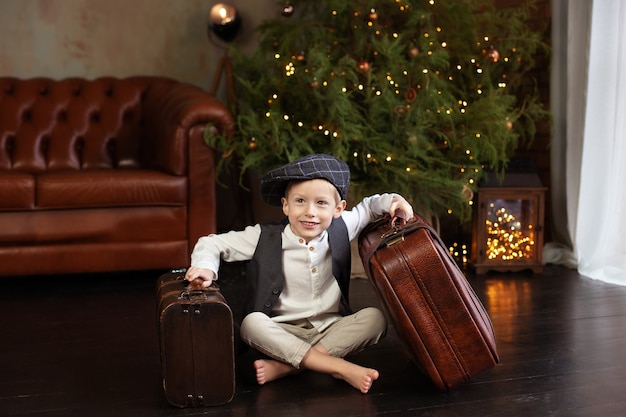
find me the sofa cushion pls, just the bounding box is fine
[37,170,187,209]
[0,172,35,209]
[0,207,186,244]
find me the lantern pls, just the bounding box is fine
[208,3,241,44]
[471,167,547,274]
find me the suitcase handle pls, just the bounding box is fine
[180,278,220,301]
[186,278,209,291]
[361,214,446,256]
[359,214,457,292]
[380,216,408,241]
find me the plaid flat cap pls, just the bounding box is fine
[260,154,350,206]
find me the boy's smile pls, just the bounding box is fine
[281,179,346,243]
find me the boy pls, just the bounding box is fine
[185,154,413,394]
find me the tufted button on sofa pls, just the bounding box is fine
[0,76,234,276]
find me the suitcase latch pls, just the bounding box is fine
[385,234,405,247]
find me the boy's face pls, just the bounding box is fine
[281,179,346,243]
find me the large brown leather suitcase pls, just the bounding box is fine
[156,270,235,407]
[359,215,499,391]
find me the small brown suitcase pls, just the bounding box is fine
[156,270,235,407]
[359,215,499,391]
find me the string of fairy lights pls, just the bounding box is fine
[260,0,516,218]
[485,204,535,261]
[448,202,537,267]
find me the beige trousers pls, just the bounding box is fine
[239,307,387,369]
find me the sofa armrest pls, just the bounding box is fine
[139,79,236,246]
[141,80,235,175]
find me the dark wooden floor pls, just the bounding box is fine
[1,265,626,417]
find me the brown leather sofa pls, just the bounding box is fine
[0,76,234,276]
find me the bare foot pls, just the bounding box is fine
[333,365,379,394]
[299,346,380,394]
[253,359,298,385]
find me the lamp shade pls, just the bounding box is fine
[208,3,241,43]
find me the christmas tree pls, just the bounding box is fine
[207,0,549,222]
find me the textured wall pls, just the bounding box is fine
[0,0,273,90]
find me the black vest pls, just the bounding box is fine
[245,217,352,316]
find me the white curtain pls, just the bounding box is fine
[547,1,626,285]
